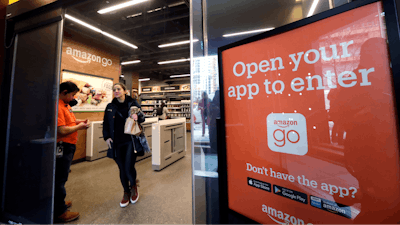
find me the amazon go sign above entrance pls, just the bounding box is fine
[65,47,113,67]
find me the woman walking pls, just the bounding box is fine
[103,83,145,207]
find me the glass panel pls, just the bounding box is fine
[191,0,354,223]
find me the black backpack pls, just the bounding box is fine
[156,106,163,116]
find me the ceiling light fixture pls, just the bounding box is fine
[170,74,190,78]
[98,0,148,14]
[121,60,141,65]
[147,7,163,13]
[65,14,138,49]
[65,14,101,33]
[168,1,185,7]
[139,78,150,81]
[158,58,190,65]
[307,0,320,17]
[223,27,274,37]
[102,32,138,49]
[120,74,125,77]
[127,12,142,19]
[158,39,199,48]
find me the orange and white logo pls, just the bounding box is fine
[267,113,308,155]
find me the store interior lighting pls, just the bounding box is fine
[139,78,150,81]
[307,0,319,17]
[65,14,101,32]
[170,74,190,78]
[223,27,274,37]
[120,74,124,77]
[65,14,138,49]
[125,1,184,19]
[158,58,190,65]
[98,0,148,14]
[121,60,141,65]
[158,39,199,48]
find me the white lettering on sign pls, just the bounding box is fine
[66,47,113,67]
[262,204,312,225]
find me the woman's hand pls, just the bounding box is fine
[132,114,138,120]
[106,138,113,149]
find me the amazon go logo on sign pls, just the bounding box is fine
[267,113,308,155]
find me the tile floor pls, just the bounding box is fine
[65,133,192,224]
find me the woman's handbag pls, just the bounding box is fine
[124,106,142,136]
[138,133,151,153]
[130,133,150,156]
[124,118,142,135]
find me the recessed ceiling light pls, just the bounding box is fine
[158,58,190,65]
[65,14,101,32]
[98,0,148,14]
[170,74,190,78]
[168,2,185,7]
[121,60,141,65]
[127,12,142,19]
[158,39,199,48]
[65,14,138,49]
[147,7,163,13]
[223,27,275,37]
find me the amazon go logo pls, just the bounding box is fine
[267,113,308,155]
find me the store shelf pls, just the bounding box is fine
[141,97,191,124]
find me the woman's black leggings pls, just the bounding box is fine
[114,142,138,193]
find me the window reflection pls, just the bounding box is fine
[287,6,396,222]
[192,55,219,171]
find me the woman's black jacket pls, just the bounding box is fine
[102,96,145,158]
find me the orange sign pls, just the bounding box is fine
[221,2,400,224]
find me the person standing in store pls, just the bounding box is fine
[157,102,169,120]
[55,81,90,222]
[207,90,220,157]
[199,91,209,137]
[132,89,139,101]
[103,83,145,207]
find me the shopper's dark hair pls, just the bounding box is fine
[60,81,80,94]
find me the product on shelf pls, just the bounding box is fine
[141,96,191,121]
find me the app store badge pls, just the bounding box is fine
[266,113,308,155]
